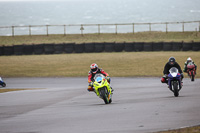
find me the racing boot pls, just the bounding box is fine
[87,86,94,92]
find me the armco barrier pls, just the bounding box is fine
[34,44,44,55]
[74,43,85,53]
[143,42,153,51]
[114,42,124,52]
[14,45,24,55]
[3,46,14,55]
[94,42,104,52]
[104,42,114,52]
[44,44,54,54]
[163,42,173,51]
[124,42,134,52]
[152,42,163,51]
[192,42,200,51]
[54,43,64,54]
[84,43,95,53]
[134,42,144,51]
[0,41,199,56]
[64,43,74,53]
[24,45,34,55]
[172,42,182,51]
[182,42,193,51]
[0,46,4,55]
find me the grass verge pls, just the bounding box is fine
[156,125,200,133]
[0,32,200,46]
[0,52,199,78]
[0,88,45,93]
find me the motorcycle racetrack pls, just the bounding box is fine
[0,77,200,133]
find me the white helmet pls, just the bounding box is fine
[187,57,192,63]
[90,63,98,73]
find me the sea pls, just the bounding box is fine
[0,0,200,36]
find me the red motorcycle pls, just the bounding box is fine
[187,62,196,81]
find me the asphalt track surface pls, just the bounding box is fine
[0,77,200,133]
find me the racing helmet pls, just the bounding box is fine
[90,63,98,74]
[187,57,192,63]
[168,57,176,66]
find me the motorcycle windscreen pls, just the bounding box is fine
[169,67,179,77]
[96,77,103,83]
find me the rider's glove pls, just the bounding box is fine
[181,73,184,78]
[164,74,168,78]
[105,76,110,80]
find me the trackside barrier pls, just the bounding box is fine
[64,43,74,53]
[94,42,104,52]
[34,44,44,55]
[24,45,34,55]
[0,41,199,56]
[124,42,134,52]
[104,42,115,52]
[114,42,124,52]
[84,43,95,53]
[134,42,144,51]
[54,43,64,54]
[143,42,153,51]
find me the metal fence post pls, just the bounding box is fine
[133,23,134,34]
[149,23,151,32]
[115,24,118,34]
[64,25,66,36]
[12,26,14,37]
[29,25,31,36]
[182,22,185,32]
[98,24,100,34]
[199,22,200,32]
[46,25,49,36]
[166,23,168,33]
[80,24,84,36]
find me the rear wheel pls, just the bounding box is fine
[173,82,179,97]
[109,98,112,103]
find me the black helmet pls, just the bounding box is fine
[168,57,176,66]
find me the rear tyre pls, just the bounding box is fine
[173,82,179,97]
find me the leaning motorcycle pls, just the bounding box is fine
[187,62,196,81]
[167,67,182,97]
[92,74,112,104]
[0,77,6,87]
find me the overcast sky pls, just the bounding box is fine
[0,0,78,1]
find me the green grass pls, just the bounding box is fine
[0,52,199,78]
[0,32,200,46]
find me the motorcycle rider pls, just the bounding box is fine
[183,57,197,74]
[161,57,184,84]
[0,77,6,87]
[88,63,112,92]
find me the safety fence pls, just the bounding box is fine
[0,20,200,36]
[0,41,200,56]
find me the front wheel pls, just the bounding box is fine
[191,71,195,81]
[173,81,179,97]
[99,87,109,104]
